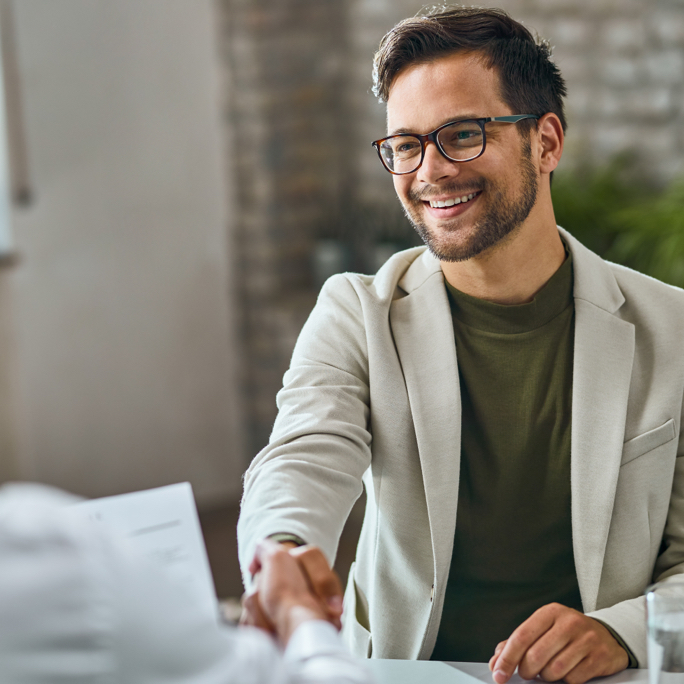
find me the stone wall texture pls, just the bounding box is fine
[218,0,351,453]
[218,0,684,457]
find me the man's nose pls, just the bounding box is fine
[416,140,461,185]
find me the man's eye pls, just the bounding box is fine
[441,127,482,149]
[391,139,421,158]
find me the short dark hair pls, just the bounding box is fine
[372,5,567,134]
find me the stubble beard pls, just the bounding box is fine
[401,139,539,263]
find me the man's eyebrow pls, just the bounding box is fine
[387,114,483,137]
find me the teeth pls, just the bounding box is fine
[430,192,478,208]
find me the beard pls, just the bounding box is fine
[401,139,539,262]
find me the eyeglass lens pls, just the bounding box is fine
[380,120,484,173]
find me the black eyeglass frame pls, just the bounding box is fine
[371,115,541,175]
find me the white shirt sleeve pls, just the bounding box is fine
[0,483,373,684]
[283,621,374,684]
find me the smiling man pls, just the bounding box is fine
[238,7,684,684]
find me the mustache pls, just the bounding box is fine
[408,178,487,203]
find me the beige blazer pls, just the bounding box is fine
[238,228,684,666]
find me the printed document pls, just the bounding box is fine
[72,482,218,621]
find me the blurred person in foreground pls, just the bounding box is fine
[0,482,371,684]
[238,5,684,683]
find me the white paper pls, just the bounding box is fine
[71,482,218,621]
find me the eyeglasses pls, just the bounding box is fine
[371,115,540,175]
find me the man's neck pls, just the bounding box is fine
[440,222,566,305]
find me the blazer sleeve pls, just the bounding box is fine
[587,413,684,667]
[237,274,373,585]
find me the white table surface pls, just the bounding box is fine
[453,662,650,683]
[365,660,666,684]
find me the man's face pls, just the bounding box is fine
[386,52,539,262]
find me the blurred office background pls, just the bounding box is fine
[0,0,682,600]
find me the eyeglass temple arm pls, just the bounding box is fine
[488,115,540,123]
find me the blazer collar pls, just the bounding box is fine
[397,227,625,313]
[559,227,625,314]
[396,247,441,295]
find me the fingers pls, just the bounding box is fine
[545,620,628,684]
[248,554,262,577]
[490,605,630,684]
[559,647,617,684]
[252,538,281,568]
[489,640,506,672]
[290,545,344,626]
[537,642,589,683]
[249,541,293,575]
[245,540,306,633]
[517,620,572,680]
[239,586,275,632]
[492,605,557,683]
[247,541,344,633]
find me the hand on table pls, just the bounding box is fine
[240,540,344,643]
[488,603,628,684]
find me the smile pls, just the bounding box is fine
[428,192,480,208]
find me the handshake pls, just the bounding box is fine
[241,539,345,645]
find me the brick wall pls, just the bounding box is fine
[217,0,352,455]
[218,0,684,458]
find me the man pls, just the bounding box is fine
[0,482,370,684]
[238,6,684,684]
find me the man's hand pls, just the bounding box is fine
[289,544,344,629]
[240,541,300,632]
[240,540,344,637]
[244,539,330,645]
[488,604,629,684]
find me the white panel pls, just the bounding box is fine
[0,6,13,256]
[8,0,243,504]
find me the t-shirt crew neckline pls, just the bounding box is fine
[444,249,574,335]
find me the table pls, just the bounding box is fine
[365,660,664,684]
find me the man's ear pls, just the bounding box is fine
[535,113,564,176]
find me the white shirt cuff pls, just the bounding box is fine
[284,620,347,662]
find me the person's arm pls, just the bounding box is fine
[283,620,374,684]
[237,274,372,586]
[113,518,369,684]
[234,539,371,684]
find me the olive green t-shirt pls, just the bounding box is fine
[431,252,584,662]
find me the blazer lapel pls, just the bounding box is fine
[386,235,636,615]
[390,252,462,592]
[564,229,635,612]
[571,300,634,611]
